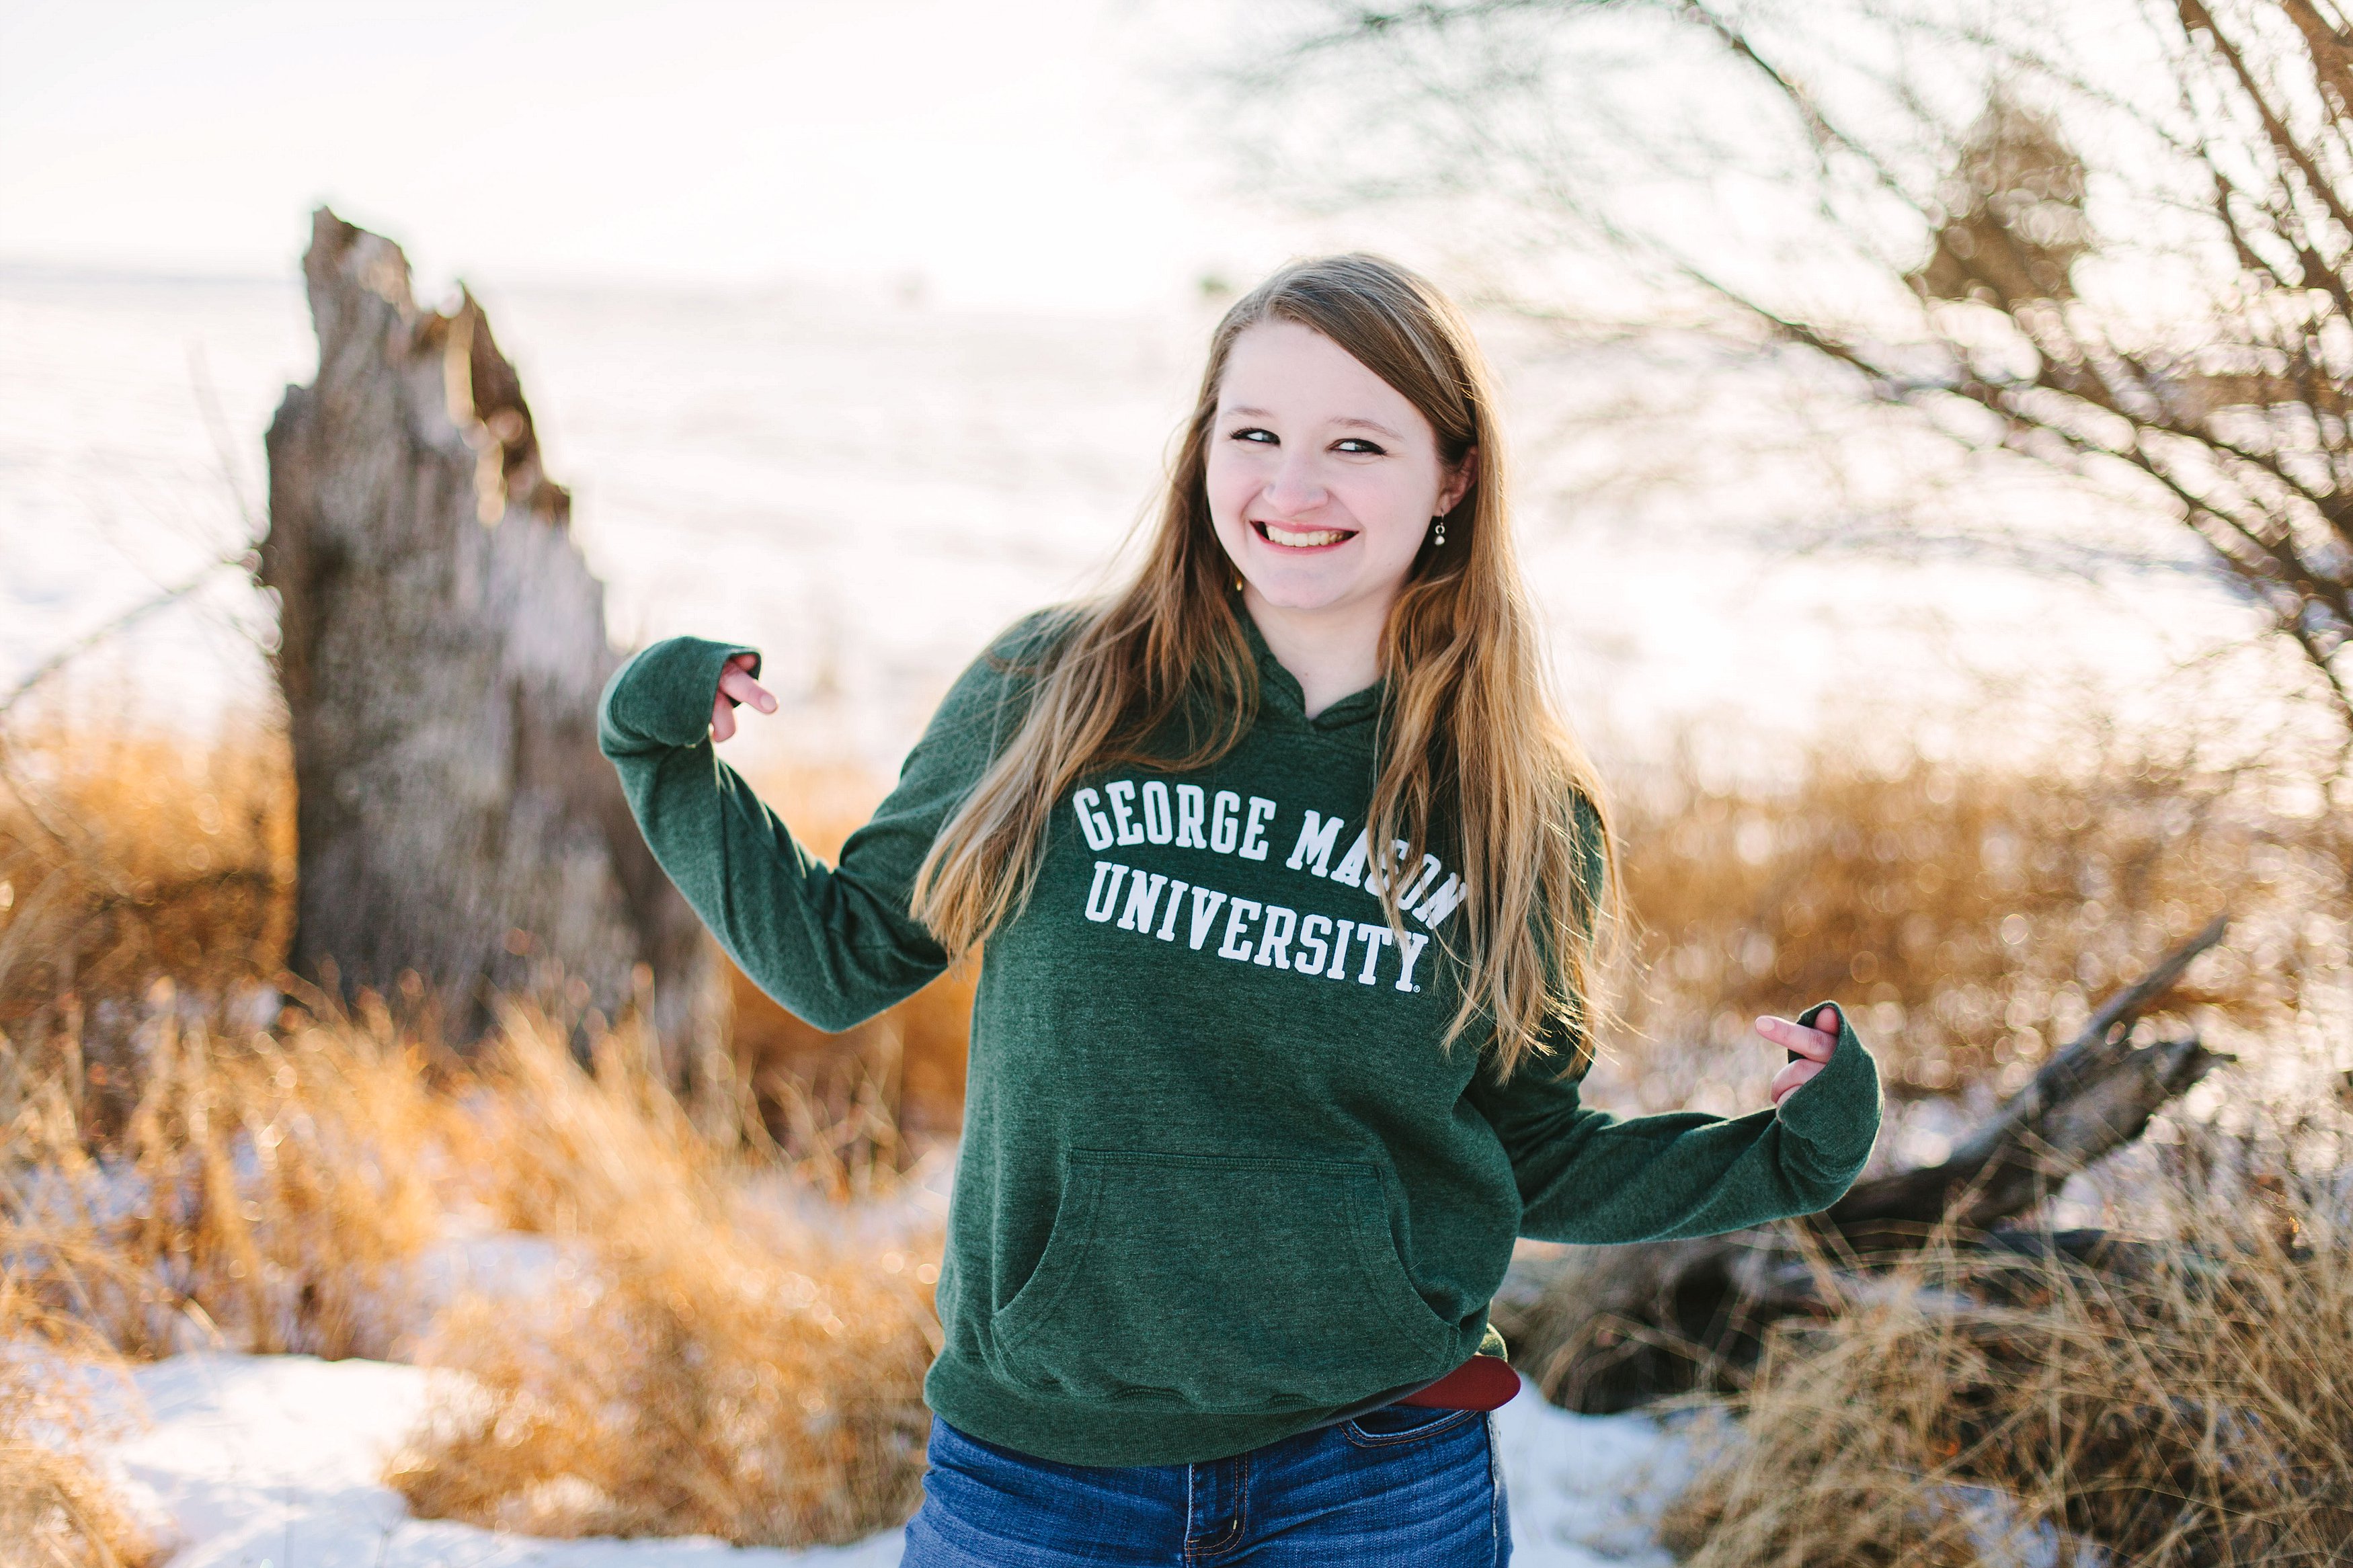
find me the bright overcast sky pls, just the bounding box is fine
[0,0,1300,311]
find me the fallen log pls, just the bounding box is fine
[1500,916,2232,1411]
[1827,914,2230,1241]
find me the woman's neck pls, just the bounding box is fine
[1240,587,1393,719]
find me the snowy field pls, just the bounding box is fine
[92,1352,1689,1567]
[0,265,2259,777]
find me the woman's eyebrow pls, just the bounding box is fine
[1219,405,1403,440]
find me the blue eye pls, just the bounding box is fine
[1230,427,1277,444]
[1334,438,1386,455]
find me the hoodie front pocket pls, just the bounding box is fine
[990,1150,1453,1412]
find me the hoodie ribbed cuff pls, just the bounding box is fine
[598,636,761,753]
[1775,999,1882,1171]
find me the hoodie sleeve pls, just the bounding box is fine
[596,616,1058,1033]
[1466,1001,1882,1243]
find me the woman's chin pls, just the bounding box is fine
[1244,575,1352,611]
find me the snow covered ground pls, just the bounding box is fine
[95,1352,1688,1567]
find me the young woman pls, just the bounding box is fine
[600,255,1880,1565]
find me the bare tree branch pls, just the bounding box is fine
[1236,0,2353,737]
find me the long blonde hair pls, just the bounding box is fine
[910,254,1615,1078]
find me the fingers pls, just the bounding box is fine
[1753,1014,1838,1061]
[1759,1004,1843,1106]
[717,663,775,714]
[1770,1058,1826,1106]
[709,657,774,744]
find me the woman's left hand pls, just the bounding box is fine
[1755,1006,1841,1108]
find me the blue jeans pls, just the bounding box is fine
[901,1405,1510,1565]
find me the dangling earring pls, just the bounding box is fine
[1431,514,1447,547]
[1233,569,1244,591]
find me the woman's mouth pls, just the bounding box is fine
[1252,519,1356,550]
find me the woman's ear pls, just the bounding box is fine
[1438,446,1478,516]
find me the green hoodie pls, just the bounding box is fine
[598,611,1881,1467]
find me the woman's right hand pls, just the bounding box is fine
[711,653,776,741]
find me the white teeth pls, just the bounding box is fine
[1261,522,1350,548]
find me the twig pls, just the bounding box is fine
[1956,913,2231,1168]
[187,341,262,540]
[0,554,249,727]
[0,549,253,854]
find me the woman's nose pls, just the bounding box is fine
[1261,454,1327,513]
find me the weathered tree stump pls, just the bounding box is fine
[262,208,717,1080]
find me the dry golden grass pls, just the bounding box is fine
[0,1272,158,1568]
[0,711,293,1046]
[1660,1124,2353,1566]
[386,1003,942,1546]
[3,980,943,1546]
[1603,736,2331,1107]
[1,736,446,1388]
[2,985,455,1364]
[0,931,158,1565]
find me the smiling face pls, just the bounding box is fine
[1205,319,1474,623]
